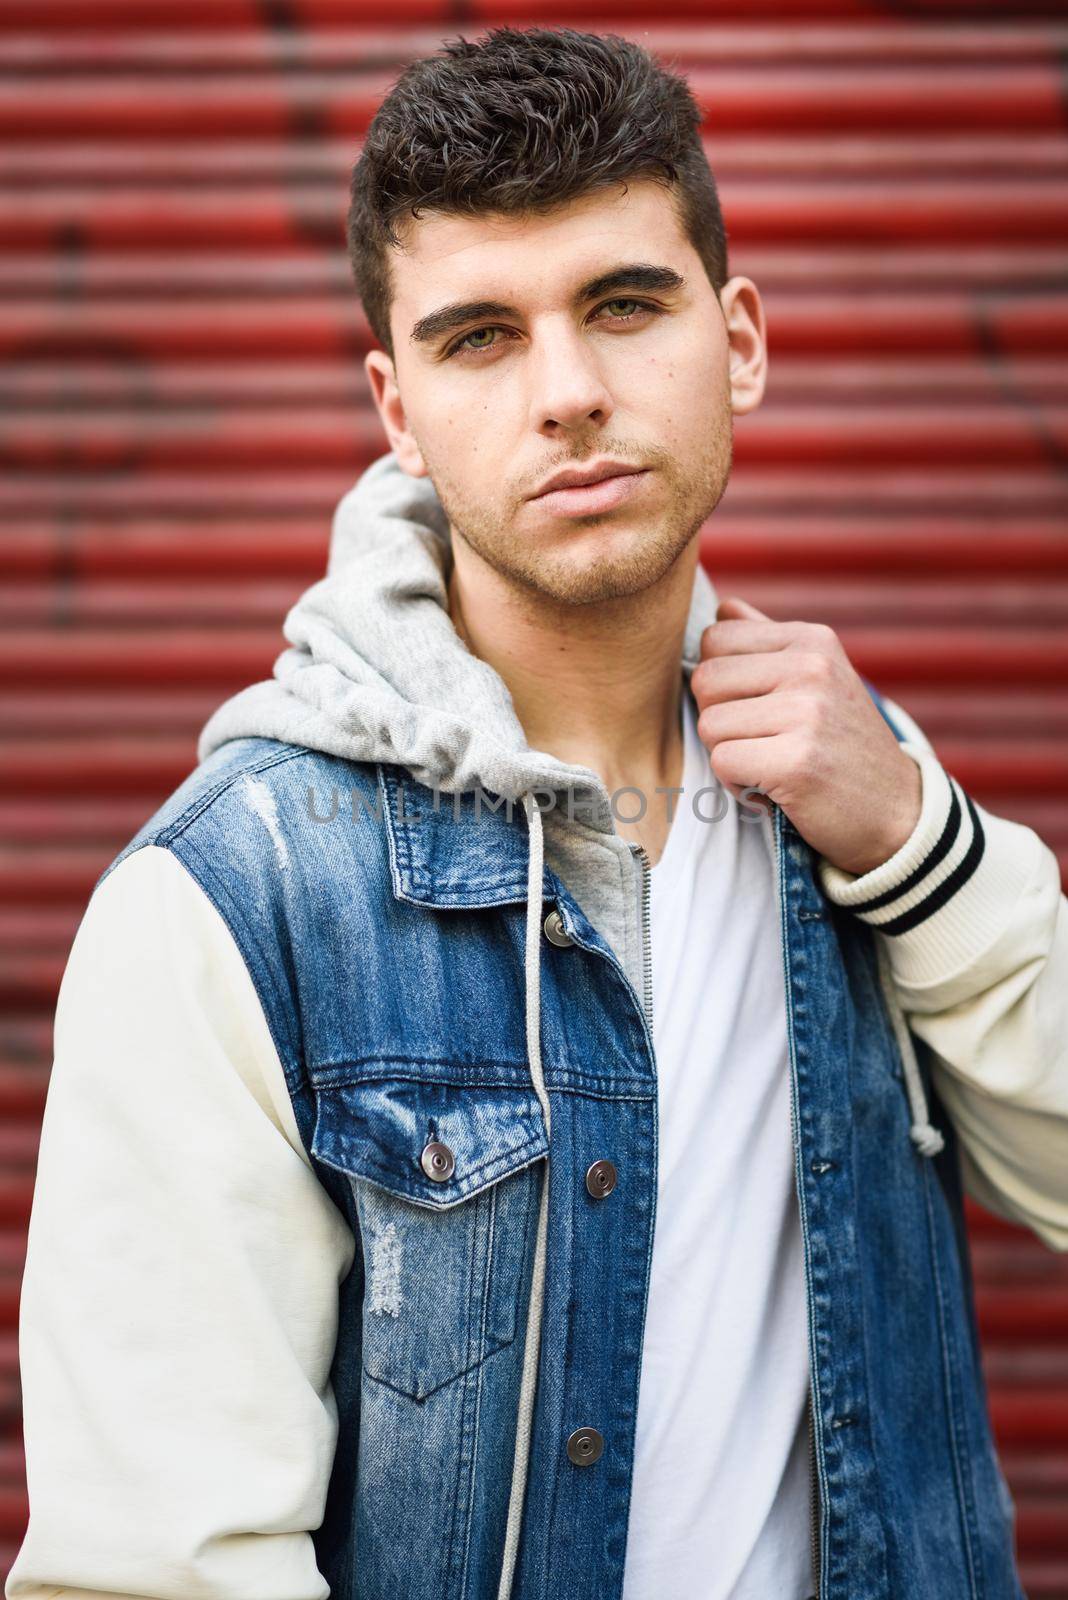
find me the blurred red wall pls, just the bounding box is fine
[1,0,1067,1590]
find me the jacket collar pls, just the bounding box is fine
[383,558,721,908]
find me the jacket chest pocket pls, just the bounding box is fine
[310,1076,548,1402]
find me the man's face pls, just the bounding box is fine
[365,177,765,607]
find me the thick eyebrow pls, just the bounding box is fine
[408,263,687,348]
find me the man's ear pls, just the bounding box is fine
[364,348,429,478]
[720,276,768,418]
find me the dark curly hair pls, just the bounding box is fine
[347,26,729,363]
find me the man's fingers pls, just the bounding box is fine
[700,617,799,658]
[715,594,771,623]
[703,731,784,795]
[696,690,802,745]
[690,651,786,705]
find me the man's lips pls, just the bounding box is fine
[528,469,650,517]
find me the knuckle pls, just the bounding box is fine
[786,724,813,763]
[710,751,733,784]
[691,659,714,697]
[803,650,835,685]
[696,706,717,741]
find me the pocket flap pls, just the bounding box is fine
[310,1077,549,1210]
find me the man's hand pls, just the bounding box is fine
[692,594,923,877]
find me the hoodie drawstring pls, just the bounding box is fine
[873,936,945,1157]
[495,792,552,1600]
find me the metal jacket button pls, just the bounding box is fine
[585,1159,617,1198]
[542,908,574,947]
[420,1140,455,1181]
[566,1426,604,1466]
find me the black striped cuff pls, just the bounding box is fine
[817,744,1036,988]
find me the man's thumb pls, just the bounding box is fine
[716,594,770,621]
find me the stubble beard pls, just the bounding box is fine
[425,414,733,611]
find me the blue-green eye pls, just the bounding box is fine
[446,297,656,359]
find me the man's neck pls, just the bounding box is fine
[446,536,700,861]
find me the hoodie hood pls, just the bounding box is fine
[197,449,721,834]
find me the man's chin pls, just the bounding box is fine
[519,539,691,609]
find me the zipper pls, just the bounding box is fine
[806,1387,821,1597]
[629,823,822,1595]
[627,840,654,1030]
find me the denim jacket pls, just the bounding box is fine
[12,453,1063,1600]
[73,701,1021,1600]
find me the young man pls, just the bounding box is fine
[8,25,1067,1600]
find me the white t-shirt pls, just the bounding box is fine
[621,686,816,1600]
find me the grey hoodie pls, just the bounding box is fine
[197,447,723,1010]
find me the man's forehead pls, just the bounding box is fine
[392,181,688,307]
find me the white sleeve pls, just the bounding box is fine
[6,845,356,1599]
[816,694,1068,1252]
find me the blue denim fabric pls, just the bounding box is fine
[98,699,1024,1600]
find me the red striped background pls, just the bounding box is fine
[1,2,1066,1590]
